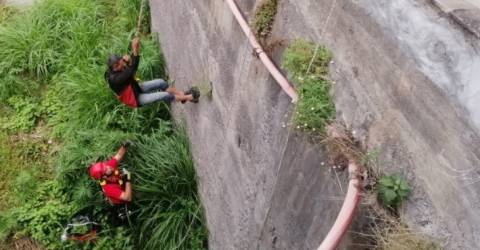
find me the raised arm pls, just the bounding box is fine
[131,37,140,56]
[113,145,128,162]
[119,181,132,202]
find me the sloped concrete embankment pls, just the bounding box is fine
[271,0,480,249]
[151,0,480,249]
[149,0,348,249]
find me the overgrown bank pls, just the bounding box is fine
[0,0,207,249]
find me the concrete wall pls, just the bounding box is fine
[149,1,346,249]
[150,0,480,249]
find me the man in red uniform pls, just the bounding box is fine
[89,144,132,205]
[105,37,200,108]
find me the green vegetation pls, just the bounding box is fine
[0,0,207,249]
[378,174,411,209]
[2,96,40,132]
[253,0,278,40]
[282,39,335,133]
[130,129,207,249]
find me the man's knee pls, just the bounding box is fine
[164,93,175,102]
[155,79,169,91]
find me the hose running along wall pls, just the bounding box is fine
[224,1,362,249]
[318,162,362,250]
[225,0,298,103]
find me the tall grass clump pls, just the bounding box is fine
[282,39,335,134]
[129,127,208,250]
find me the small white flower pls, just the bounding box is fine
[297,126,300,129]
[311,107,315,110]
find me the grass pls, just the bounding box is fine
[378,224,441,250]
[253,0,278,41]
[129,128,208,250]
[0,133,22,212]
[351,199,442,250]
[0,0,207,249]
[282,39,335,134]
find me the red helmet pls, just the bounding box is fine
[89,162,106,180]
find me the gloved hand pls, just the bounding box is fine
[122,168,131,181]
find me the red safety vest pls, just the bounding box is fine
[117,84,138,108]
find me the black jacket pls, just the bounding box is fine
[105,54,142,97]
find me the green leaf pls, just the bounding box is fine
[399,180,410,191]
[397,189,410,198]
[383,189,397,203]
[379,176,395,187]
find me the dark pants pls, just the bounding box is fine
[109,203,131,226]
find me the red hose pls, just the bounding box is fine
[318,162,363,250]
[225,0,298,103]
[225,1,361,248]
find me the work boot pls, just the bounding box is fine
[190,86,200,103]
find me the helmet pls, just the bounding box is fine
[89,162,105,180]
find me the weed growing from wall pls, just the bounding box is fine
[378,174,411,209]
[282,39,335,134]
[253,0,278,41]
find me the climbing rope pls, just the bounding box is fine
[135,0,147,37]
[305,0,338,75]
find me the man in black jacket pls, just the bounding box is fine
[105,38,199,108]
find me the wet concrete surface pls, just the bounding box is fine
[150,0,480,249]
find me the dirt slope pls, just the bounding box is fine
[150,0,480,249]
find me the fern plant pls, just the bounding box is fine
[378,174,411,209]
